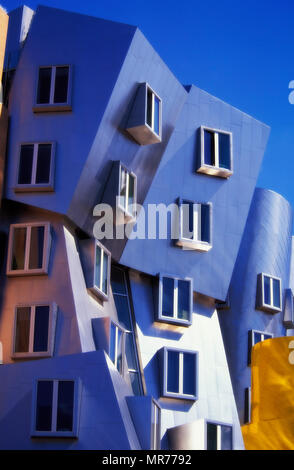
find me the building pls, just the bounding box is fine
[0,4,292,450]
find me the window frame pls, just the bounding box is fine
[93,240,111,301]
[176,198,212,252]
[117,163,137,222]
[11,303,57,359]
[157,274,193,326]
[33,65,72,113]
[145,83,162,139]
[248,329,274,365]
[162,346,198,401]
[198,126,233,178]
[6,222,51,276]
[205,420,233,450]
[258,273,282,313]
[109,320,126,375]
[14,141,56,192]
[151,398,161,450]
[31,378,81,438]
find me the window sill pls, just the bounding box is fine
[176,238,212,252]
[126,123,161,145]
[162,391,197,401]
[116,205,136,225]
[156,316,192,327]
[31,431,78,438]
[14,185,54,193]
[89,286,108,302]
[7,268,48,277]
[257,304,282,314]
[12,352,52,359]
[33,104,72,113]
[197,165,233,178]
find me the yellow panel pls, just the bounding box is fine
[0,7,8,81]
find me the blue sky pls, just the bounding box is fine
[2,0,294,218]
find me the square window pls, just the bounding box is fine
[256,273,282,313]
[176,199,212,251]
[151,399,161,450]
[248,329,273,365]
[93,241,111,300]
[12,303,57,359]
[33,65,72,113]
[161,347,198,400]
[15,142,55,192]
[197,126,233,178]
[206,422,233,450]
[244,387,251,424]
[7,223,51,276]
[157,275,193,325]
[109,321,125,374]
[118,164,137,222]
[32,379,80,437]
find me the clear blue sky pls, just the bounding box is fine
[2,0,294,218]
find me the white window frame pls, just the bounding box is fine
[260,273,282,312]
[162,347,198,400]
[151,398,161,450]
[177,199,212,252]
[248,329,273,365]
[117,164,137,221]
[33,65,72,112]
[145,84,162,138]
[158,275,193,326]
[31,378,81,438]
[93,240,111,301]
[205,421,233,450]
[6,222,51,276]
[15,142,55,192]
[198,126,233,178]
[109,320,126,375]
[12,303,57,359]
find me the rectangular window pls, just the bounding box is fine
[33,379,79,437]
[244,387,251,424]
[198,126,233,178]
[34,65,71,112]
[207,422,233,450]
[146,85,161,137]
[16,143,55,192]
[151,400,161,450]
[12,304,57,359]
[7,223,51,276]
[158,275,192,325]
[162,348,198,400]
[118,164,137,219]
[257,273,282,313]
[93,241,110,300]
[177,199,212,251]
[109,321,124,374]
[248,329,273,365]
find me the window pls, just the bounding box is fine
[7,222,51,276]
[151,399,161,450]
[244,388,251,424]
[283,288,294,329]
[32,379,80,437]
[15,143,55,192]
[162,347,198,400]
[256,273,282,313]
[157,275,193,325]
[176,199,212,251]
[206,422,233,450]
[146,85,161,137]
[109,321,125,374]
[12,304,57,359]
[118,164,137,221]
[198,126,233,178]
[93,241,111,300]
[34,65,71,112]
[248,329,273,365]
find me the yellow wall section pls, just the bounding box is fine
[0,7,8,204]
[0,6,8,81]
[242,336,294,450]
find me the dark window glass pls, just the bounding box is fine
[125,333,137,370]
[94,245,101,290]
[204,130,214,166]
[218,133,231,170]
[111,267,126,295]
[54,67,69,103]
[15,307,31,353]
[56,381,74,432]
[183,353,196,395]
[119,167,127,210]
[154,96,160,135]
[29,226,44,269]
[273,279,281,308]
[178,280,190,321]
[113,295,132,331]
[182,200,194,239]
[35,144,52,184]
[129,371,141,395]
[146,88,153,127]
[221,425,232,450]
[18,145,34,184]
[117,328,123,374]
[33,305,50,352]
[102,251,108,295]
[207,423,218,450]
[263,334,272,341]
[167,350,179,393]
[128,174,135,213]
[12,227,27,270]
[37,68,52,104]
[162,277,174,317]
[263,276,271,305]
[109,322,116,364]
[36,380,53,431]
[253,332,263,345]
[201,204,210,243]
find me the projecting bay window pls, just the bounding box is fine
[162,347,198,400]
[256,273,282,313]
[32,379,80,437]
[197,126,233,178]
[206,422,233,450]
[15,142,55,192]
[109,321,125,374]
[12,303,57,359]
[157,275,193,326]
[7,222,51,276]
[34,65,72,112]
[176,199,212,251]
[93,241,111,301]
[118,164,137,221]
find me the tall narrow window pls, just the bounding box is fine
[109,321,124,374]
[151,400,161,450]
[146,86,161,137]
[16,143,55,191]
[162,348,198,400]
[158,275,192,325]
[33,379,79,437]
[7,223,51,276]
[207,422,233,450]
[257,273,282,313]
[177,199,212,251]
[34,65,71,112]
[94,241,110,300]
[118,164,137,220]
[198,126,233,178]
